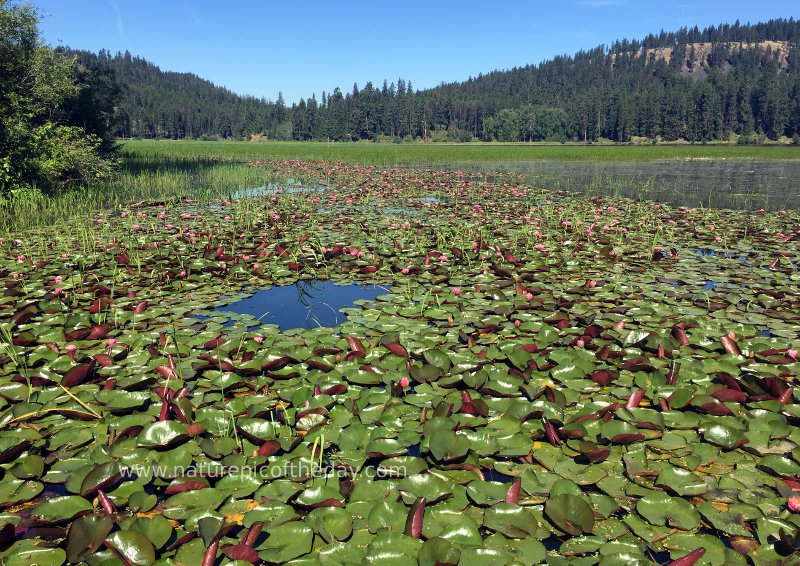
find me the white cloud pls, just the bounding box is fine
[109,0,127,41]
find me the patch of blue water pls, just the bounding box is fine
[209,280,390,331]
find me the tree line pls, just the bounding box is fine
[65,17,800,145]
[1,0,120,198]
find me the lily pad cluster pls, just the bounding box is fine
[0,159,799,565]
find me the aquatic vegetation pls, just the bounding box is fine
[0,159,798,565]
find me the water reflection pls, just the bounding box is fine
[230,181,326,200]
[212,280,389,331]
[491,159,799,211]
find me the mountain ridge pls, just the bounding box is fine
[66,17,800,143]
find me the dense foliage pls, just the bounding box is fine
[70,18,800,144]
[0,1,119,199]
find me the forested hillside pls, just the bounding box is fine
[70,18,800,143]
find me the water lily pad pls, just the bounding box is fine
[80,460,128,497]
[256,522,314,562]
[636,492,700,531]
[544,493,595,536]
[137,420,189,448]
[368,500,408,534]
[417,536,460,566]
[295,484,344,508]
[0,478,43,506]
[398,473,453,504]
[307,506,353,543]
[65,515,113,563]
[483,503,543,538]
[129,515,173,549]
[2,541,66,566]
[104,530,156,566]
[32,495,92,523]
[428,428,470,462]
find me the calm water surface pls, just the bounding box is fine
[493,159,799,210]
[211,280,388,331]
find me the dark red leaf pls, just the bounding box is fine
[201,539,219,566]
[715,372,741,391]
[346,337,365,353]
[582,447,611,463]
[87,326,112,340]
[626,389,646,408]
[243,523,263,546]
[505,479,521,504]
[63,361,97,388]
[668,548,705,566]
[701,402,733,416]
[166,531,197,551]
[405,497,426,539]
[97,490,116,515]
[65,329,91,342]
[262,356,291,371]
[719,336,740,356]
[298,498,343,509]
[671,326,690,346]
[164,481,210,495]
[307,359,334,372]
[156,366,178,381]
[542,417,562,446]
[610,433,646,444]
[711,389,747,403]
[321,384,347,396]
[386,343,408,357]
[257,440,280,457]
[778,387,794,404]
[93,354,114,367]
[158,400,170,421]
[591,370,616,386]
[222,544,259,564]
[666,360,682,386]
[89,298,113,314]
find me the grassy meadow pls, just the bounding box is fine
[121,139,800,165]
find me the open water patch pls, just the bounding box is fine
[207,280,390,331]
[231,181,326,200]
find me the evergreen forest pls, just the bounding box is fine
[68,18,800,144]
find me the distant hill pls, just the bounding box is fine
[67,18,800,143]
[65,49,290,141]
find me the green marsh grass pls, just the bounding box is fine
[119,140,800,164]
[2,139,798,235]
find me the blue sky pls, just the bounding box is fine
[35,0,800,105]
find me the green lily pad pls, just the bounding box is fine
[256,521,314,562]
[32,495,92,523]
[307,506,353,543]
[636,491,700,531]
[544,493,595,536]
[104,530,156,566]
[65,515,113,563]
[483,503,543,538]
